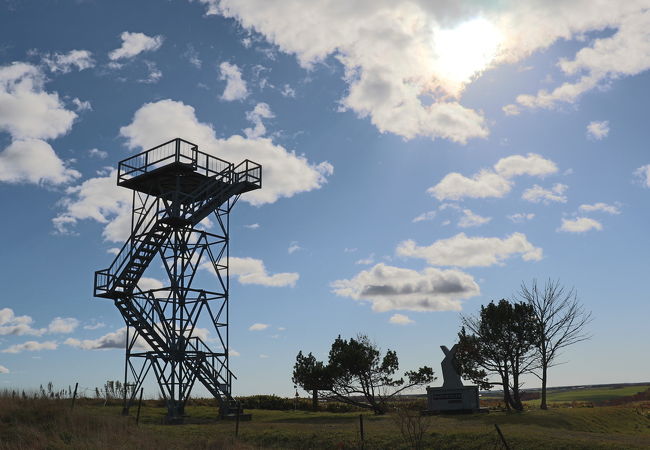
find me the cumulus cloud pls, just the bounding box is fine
[429,153,557,201]
[198,2,650,140]
[0,63,80,185]
[510,8,650,111]
[248,323,269,331]
[634,164,650,188]
[64,327,147,350]
[47,317,79,334]
[458,209,491,228]
[397,232,542,268]
[586,120,609,140]
[522,183,568,204]
[219,62,248,101]
[579,202,620,214]
[508,212,535,223]
[412,211,436,223]
[119,99,333,206]
[53,170,132,240]
[0,139,80,185]
[389,314,414,325]
[109,32,163,60]
[2,340,57,354]
[43,50,95,73]
[331,263,480,312]
[244,102,274,139]
[0,308,45,336]
[558,217,603,233]
[202,257,299,287]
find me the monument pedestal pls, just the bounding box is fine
[425,385,481,414]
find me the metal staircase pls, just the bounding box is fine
[94,138,260,421]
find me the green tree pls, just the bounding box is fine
[292,351,332,410]
[457,299,539,411]
[293,334,434,414]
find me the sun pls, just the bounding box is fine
[432,18,503,93]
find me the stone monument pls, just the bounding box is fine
[425,344,481,414]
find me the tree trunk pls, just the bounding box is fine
[312,389,318,411]
[501,376,512,411]
[540,363,548,410]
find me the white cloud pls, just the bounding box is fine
[0,63,77,140]
[119,99,333,206]
[53,170,132,241]
[412,211,436,223]
[281,84,296,97]
[397,232,542,268]
[389,314,414,325]
[579,202,620,214]
[230,349,240,356]
[0,308,44,336]
[43,50,95,73]
[428,153,557,201]
[138,277,164,291]
[244,223,260,229]
[72,98,92,112]
[139,61,162,84]
[64,327,137,350]
[428,170,512,201]
[2,340,57,354]
[458,209,491,228]
[508,212,535,223]
[184,44,202,68]
[558,217,603,233]
[244,102,274,139]
[493,153,558,179]
[586,120,609,140]
[219,61,248,101]
[249,323,269,331]
[109,32,163,60]
[0,365,8,374]
[259,354,270,358]
[511,9,650,111]
[0,139,80,185]
[83,322,106,330]
[522,183,568,204]
[203,257,299,287]
[634,164,650,188]
[47,317,79,334]
[287,241,302,254]
[88,148,107,159]
[355,253,375,265]
[331,263,480,312]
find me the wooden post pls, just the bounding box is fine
[359,414,364,443]
[136,388,144,425]
[494,424,510,450]
[235,409,240,436]
[70,382,78,410]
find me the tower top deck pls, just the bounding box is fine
[117,138,260,198]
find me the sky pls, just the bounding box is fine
[0,0,649,399]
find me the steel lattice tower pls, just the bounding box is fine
[94,138,261,421]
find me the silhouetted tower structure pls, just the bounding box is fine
[94,138,261,420]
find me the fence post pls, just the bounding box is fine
[70,382,78,410]
[235,408,240,436]
[494,424,510,449]
[359,414,364,443]
[136,388,144,425]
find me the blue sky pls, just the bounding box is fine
[0,0,649,398]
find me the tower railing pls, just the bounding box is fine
[118,138,233,183]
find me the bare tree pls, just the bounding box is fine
[518,279,592,410]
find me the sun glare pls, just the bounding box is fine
[433,18,503,92]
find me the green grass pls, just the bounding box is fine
[2,395,650,449]
[544,385,650,403]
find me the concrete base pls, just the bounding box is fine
[425,385,481,414]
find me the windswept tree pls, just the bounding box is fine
[518,279,592,410]
[292,351,332,410]
[293,334,434,414]
[457,299,539,411]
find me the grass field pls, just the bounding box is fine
[1,385,650,449]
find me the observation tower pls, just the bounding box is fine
[94,138,261,421]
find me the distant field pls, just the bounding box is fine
[1,392,650,449]
[480,383,650,405]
